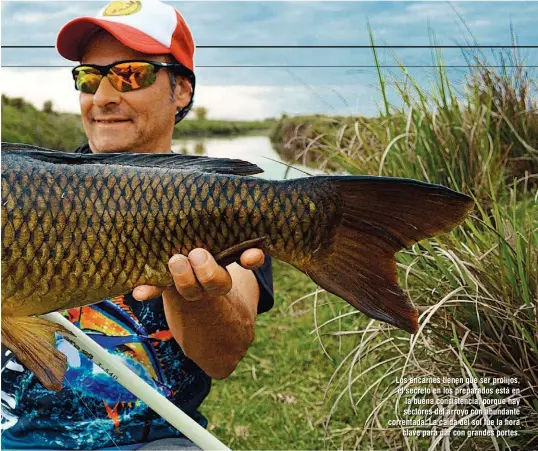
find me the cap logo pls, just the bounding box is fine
[102,1,142,17]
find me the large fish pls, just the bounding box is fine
[1,143,474,391]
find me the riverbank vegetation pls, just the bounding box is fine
[2,95,87,151]
[252,42,537,450]
[173,117,274,139]
[1,95,274,150]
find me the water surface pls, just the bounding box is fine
[172,135,322,180]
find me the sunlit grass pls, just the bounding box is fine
[202,260,379,450]
[267,33,537,450]
[272,41,538,206]
[317,184,537,450]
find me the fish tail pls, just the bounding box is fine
[303,176,474,333]
[2,316,68,391]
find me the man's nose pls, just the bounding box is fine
[93,76,121,107]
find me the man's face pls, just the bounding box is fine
[79,31,191,154]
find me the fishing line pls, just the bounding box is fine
[233,46,343,173]
[282,68,361,170]
[62,376,126,451]
[259,156,314,177]
[278,68,360,176]
[286,69,337,112]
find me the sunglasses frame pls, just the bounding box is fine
[72,59,193,93]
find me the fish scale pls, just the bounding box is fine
[2,154,331,317]
[1,145,474,391]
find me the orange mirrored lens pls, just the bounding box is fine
[108,62,157,92]
[74,67,103,94]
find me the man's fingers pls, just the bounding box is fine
[240,248,265,270]
[140,249,236,303]
[133,285,164,301]
[169,254,203,301]
[188,249,232,296]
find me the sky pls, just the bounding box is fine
[1,1,537,120]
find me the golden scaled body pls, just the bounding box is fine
[1,148,336,317]
[1,144,474,391]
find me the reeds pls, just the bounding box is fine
[273,38,538,206]
[279,34,538,450]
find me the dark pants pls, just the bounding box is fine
[98,437,202,451]
[136,438,201,450]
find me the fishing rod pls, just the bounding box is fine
[41,312,230,451]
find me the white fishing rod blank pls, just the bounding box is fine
[42,312,230,451]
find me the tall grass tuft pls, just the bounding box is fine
[272,43,538,207]
[321,184,537,450]
[274,35,538,449]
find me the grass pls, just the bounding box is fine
[2,28,536,451]
[266,34,537,450]
[1,95,87,151]
[319,185,537,450]
[270,114,383,172]
[272,54,538,207]
[202,260,384,450]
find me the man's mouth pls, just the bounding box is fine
[93,118,132,124]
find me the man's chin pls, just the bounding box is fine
[89,139,135,154]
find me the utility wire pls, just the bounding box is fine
[3,65,537,68]
[3,45,538,49]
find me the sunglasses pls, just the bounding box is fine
[72,59,192,94]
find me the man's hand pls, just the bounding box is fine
[132,248,265,379]
[132,248,265,302]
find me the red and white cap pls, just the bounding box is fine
[56,0,195,72]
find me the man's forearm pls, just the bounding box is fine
[163,264,260,379]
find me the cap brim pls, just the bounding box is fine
[57,17,170,61]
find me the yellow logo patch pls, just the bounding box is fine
[103,1,142,16]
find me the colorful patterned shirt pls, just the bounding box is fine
[1,144,274,450]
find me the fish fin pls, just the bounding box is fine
[1,316,68,392]
[1,144,263,175]
[214,236,268,267]
[305,176,474,334]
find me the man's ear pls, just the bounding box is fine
[174,76,193,110]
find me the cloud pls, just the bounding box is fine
[2,1,536,122]
[0,68,373,120]
[2,2,538,78]
[193,84,370,120]
[370,2,458,26]
[468,19,491,28]
[14,6,81,25]
[1,68,80,113]
[1,2,104,45]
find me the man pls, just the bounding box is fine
[0,1,274,449]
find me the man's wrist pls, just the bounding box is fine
[172,290,227,316]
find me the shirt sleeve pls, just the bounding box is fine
[252,256,274,314]
[73,143,91,154]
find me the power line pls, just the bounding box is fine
[3,65,536,68]
[2,45,538,49]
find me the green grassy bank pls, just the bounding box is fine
[203,260,380,450]
[257,42,538,450]
[173,118,274,139]
[270,114,383,172]
[1,95,274,151]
